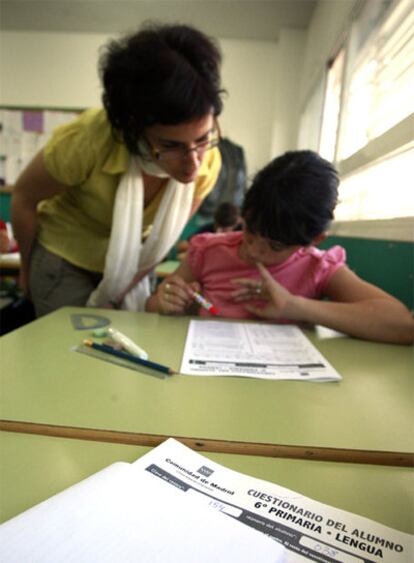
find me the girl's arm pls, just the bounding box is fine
[243,263,414,345]
[145,260,200,315]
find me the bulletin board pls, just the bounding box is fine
[0,106,83,187]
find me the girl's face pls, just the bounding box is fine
[144,113,217,184]
[239,228,300,266]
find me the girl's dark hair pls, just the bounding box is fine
[242,151,339,246]
[214,202,240,228]
[99,22,224,154]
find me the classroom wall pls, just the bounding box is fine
[214,38,280,177]
[0,29,305,177]
[0,31,102,108]
[270,28,306,158]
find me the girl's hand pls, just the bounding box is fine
[232,263,298,320]
[230,276,269,302]
[157,275,200,315]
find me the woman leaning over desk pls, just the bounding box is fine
[12,23,224,317]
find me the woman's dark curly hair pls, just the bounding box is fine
[242,151,339,246]
[99,22,224,154]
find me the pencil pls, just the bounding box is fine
[83,339,175,375]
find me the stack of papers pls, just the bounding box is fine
[0,441,284,563]
[1,439,411,562]
[180,320,342,381]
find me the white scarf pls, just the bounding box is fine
[87,155,194,311]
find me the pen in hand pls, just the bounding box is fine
[189,289,219,316]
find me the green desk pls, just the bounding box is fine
[0,431,412,534]
[154,259,180,278]
[0,307,413,464]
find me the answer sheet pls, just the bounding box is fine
[130,439,413,563]
[180,320,341,381]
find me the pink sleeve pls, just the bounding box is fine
[315,245,347,294]
[186,233,214,280]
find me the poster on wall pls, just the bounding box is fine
[0,108,79,185]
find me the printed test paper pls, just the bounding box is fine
[180,320,342,381]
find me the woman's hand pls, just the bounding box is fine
[156,275,201,315]
[231,262,298,320]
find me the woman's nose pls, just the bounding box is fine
[184,147,202,166]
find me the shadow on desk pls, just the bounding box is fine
[0,253,35,335]
[0,296,35,336]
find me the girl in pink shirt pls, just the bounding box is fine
[147,151,414,344]
[184,231,345,320]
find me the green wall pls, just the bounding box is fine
[319,236,414,311]
[0,192,12,222]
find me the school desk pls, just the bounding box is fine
[0,431,412,534]
[154,259,180,278]
[0,307,413,466]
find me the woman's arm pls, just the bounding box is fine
[12,151,68,294]
[145,260,200,315]
[240,263,414,345]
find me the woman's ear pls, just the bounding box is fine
[312,232,327,246]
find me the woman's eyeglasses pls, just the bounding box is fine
[147,122,221,163]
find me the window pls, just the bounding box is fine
[334,144,414,221]
[297,74,325,152]
[337,0,413,161]
[319,48,345,162]
[319,0,414,222]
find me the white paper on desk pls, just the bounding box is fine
[180,320,341,381]
[0,454,284,562]
[131,439,413,563]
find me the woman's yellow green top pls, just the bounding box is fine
[39,108,221,272]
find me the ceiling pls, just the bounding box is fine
[0,0,317,41]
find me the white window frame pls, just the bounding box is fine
[315,0,414,240]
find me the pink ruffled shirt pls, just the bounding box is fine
[187,232,346,319]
